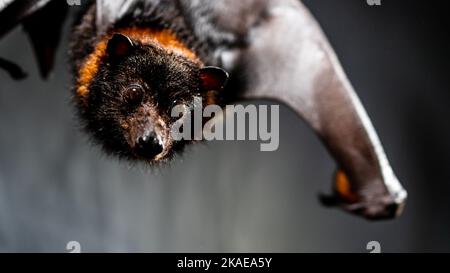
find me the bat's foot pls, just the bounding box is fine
[319,170,407,220]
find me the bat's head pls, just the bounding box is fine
[77,33,228,163]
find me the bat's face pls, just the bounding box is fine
[79,34,228,163]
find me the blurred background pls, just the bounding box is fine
[0,0,449,252]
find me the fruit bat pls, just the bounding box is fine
[0,0,407,220]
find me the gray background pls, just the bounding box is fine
[0,0,449,252]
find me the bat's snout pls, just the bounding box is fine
[135,130,164,160]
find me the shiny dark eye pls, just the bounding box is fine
[123,84,144,107]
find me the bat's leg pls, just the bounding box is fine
[227,0,407,220]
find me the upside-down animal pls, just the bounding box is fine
[0,0,407,220]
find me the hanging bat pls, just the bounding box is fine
[0,0,407,220]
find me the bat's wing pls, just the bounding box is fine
[0,0,142,79]
[0,0,51,37]
[0,0,68,79]
[225,0,407,220]
[95,0,139,34]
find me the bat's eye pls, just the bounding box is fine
[123,84,144,108]
[172,99,181,106]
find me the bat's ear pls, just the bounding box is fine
[106,33,134,62]
[199,66,229,92]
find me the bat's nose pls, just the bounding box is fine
[135,131,164,159]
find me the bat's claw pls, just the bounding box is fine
[319,192,406,220]
[319,170,407,220]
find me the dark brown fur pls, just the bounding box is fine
[70,1,228,163]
